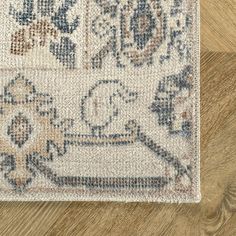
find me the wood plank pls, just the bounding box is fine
[0,202,70,236]
[201,0,236,52]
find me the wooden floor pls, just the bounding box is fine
[0,1,236,235]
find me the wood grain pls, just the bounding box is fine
[0,1,236,235]
[201,0,236,52]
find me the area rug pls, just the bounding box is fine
[0,0,200,202]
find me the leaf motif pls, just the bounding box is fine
[50,37,76,69]
[9,0,35,25]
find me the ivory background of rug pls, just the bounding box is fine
[0,0,235,235]
[0,0,199,202]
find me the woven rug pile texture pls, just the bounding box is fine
[0,0,200,202]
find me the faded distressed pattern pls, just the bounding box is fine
[9,0,79,68]
[84,0,194,69]
[0,0,200,202]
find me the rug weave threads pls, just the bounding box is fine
[0,0,200,202]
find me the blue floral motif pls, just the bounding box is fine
[150,66,193,137]
[51,0,79,34]
[50,37,76,69]
[130,0,156,50]
[90,0,163,68]
[9,0,35,25]
[88,0,193,68]
[9,0,79,69]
